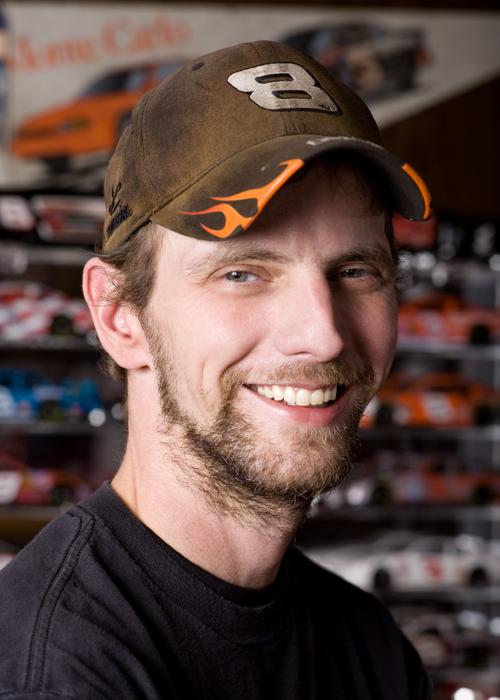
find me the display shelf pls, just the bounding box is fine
[396,340,500,360]
[0,420,111,435]
[0,242,91,273]
[380,586,500,605]
[0,505,65,541]
[399,254,500,284]
[0,334,99,353]
[1,212,498,699]
[313,504,500,522]
[429,667,500,685]
[361,426,500,441]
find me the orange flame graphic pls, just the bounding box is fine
[402,162,432,220]
[180,159,304,238]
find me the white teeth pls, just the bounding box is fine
[254,384,340,406]
[310,389,324,406]
[272,385,284,401]
[296,389,310,406]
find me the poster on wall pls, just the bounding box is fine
[0,2,499,245]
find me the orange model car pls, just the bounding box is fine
[390,455,500,506]
[398,291,500,345]
[326,453,500,508]
[11,60,184,173]
[363,372,500,428]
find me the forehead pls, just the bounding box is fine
[160,159,389,269]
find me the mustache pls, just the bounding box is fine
[220,360,375,400]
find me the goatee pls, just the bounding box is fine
[143,316,374,526]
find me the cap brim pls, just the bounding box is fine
[151,134,431,241]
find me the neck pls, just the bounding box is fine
[112,431,307,589]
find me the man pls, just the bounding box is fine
[0,41,432,698]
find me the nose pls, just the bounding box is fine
[274,270,346,362]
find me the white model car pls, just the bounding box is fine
[304,531,500,592]
[0,281,93,341]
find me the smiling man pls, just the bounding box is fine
[0,42,432,699]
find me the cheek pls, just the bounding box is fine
[371,298,398,377]
[348,293,397,376]
[167,297,266,395]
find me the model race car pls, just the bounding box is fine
[363,372,500,428]
[390,458,500,506]
[0,451,90,506]
[0,281,93,341]
[305,530,500,592]
[322,453,500,509]
[0,194,105,246]
[397,608,499,671]
[0,369,104,423]
[32,195,106,245]
[398,291,500,345]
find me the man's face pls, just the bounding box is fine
[142,161,398,519]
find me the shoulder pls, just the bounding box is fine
[290,544,404,630]
[289,547,432,699]
[0,486,168,698]
[290,545,392,613]
[289,546,403,639]
[0,504,97,696]
[0,694,78,699]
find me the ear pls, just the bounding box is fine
[82,257,150,371]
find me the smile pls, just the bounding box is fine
[248,384,346,407]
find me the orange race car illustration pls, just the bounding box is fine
[363,372,500,428]
[398,291,500,345]
[11,60,184,173]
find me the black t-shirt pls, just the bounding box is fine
[0,483,432,699]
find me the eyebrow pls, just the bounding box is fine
[329,246,397,275]
[184,247,291,279]
[184,243,396,279]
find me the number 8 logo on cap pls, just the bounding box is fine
[227,63,341,115]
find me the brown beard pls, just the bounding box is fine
[143,316,375,526]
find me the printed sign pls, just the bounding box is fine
[0,3,499,192]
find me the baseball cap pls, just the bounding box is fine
[102,40,431,252]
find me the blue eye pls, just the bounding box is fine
[224,270,257,282]
[333,265,387,293]
[340,267,370,278]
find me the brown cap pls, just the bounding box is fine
[103,40,431,252]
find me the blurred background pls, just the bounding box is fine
[0,1,498,698]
